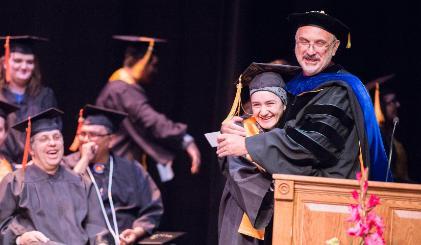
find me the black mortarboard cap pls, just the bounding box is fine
[288,11,351,49]
[113,35,166,57]
[241,62,301,88]
[0,100,19,119]
[12,108,63,136]
[83,104,127,133]
[0,35,48,54]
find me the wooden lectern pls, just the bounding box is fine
[272,174,421,244]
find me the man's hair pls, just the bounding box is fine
[0,55,43,97]
[123,46,147,68]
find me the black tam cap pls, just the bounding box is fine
[288,11,351,49]
[0,35,48,54]
[0,100,19,119]
[12,108,63,136]
[83,104,127,133]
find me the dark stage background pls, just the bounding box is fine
[1,1,420,244]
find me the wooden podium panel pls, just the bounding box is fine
[272,174,421,245]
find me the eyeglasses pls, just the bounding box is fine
[79,131,110,140]
[296,39,337,52]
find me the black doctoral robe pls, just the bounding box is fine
[63,153,164,235]
[0,164,109,244]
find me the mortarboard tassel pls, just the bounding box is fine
[69,108,84,152]
[130,40,155,81]
[374,82,385,126]
[4,36,11,82]
[223,76,243,122]
[22,117,31,170]
[346,32,351,49]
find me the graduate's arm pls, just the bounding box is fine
[131,163,164,236]
[107,83,188,141]
[246,86,355,177]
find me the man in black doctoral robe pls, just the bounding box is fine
[63,104,163,245]
[0,108,109,244]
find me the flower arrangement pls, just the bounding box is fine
[326,168,385,245]
[346,168,385,244]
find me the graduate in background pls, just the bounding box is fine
[218,63,298,245]
[94,36,201,180]
[64,105,163,245]
[0,100,19,181]
[0,36,59,165]
[0,108,109,245]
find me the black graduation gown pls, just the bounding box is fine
[0,164,109,244]
[246,67,362,178]
[218,155,273,245]
[0,86,59,164]
[63,153,164,235]
[96,80,187,164]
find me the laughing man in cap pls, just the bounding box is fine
[0,108,109,245]
[218,11,389,182]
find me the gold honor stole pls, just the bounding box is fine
[238,116,265,240]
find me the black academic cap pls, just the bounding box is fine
[0,100,19,119]
[113,35,167,57]
[82,104,127,133]
[12,108,63,136]
[288,11,351,49]
[241,62,301,87]
[0,35,48,54]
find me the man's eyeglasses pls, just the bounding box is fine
[79,131,110,140]
[296,39,337,52]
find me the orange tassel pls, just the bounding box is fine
[374,82,385,126]
[22,117,31,170]
[4,36,11,82]
[69,108,84,152]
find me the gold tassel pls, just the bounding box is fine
[374,82,385,126]
[130,40,155,81]
[223,76,243,122]
[346,32,351,49]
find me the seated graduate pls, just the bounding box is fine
[63,105,164,245]
[218,63,299,245]
[0,100,19,181]
[0,108,109,245]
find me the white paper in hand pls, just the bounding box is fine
[157,163,175,182]
[204,131,220,147]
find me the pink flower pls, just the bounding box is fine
[364,232,385,245]
[367,213,385,235]
[367,195,381,209]
[347,204,361,222]
[347,221,369,237]
[351,190,359,201]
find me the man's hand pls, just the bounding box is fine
[216,134,248,157]
[73,142,98,174]
[186,142,201,174]
[220,116,246,136]
[17,231,50,244]
[119,227,146,245]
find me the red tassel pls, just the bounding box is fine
[22,117,31,170]
[69,108,84,152]
[4,36,11,82]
